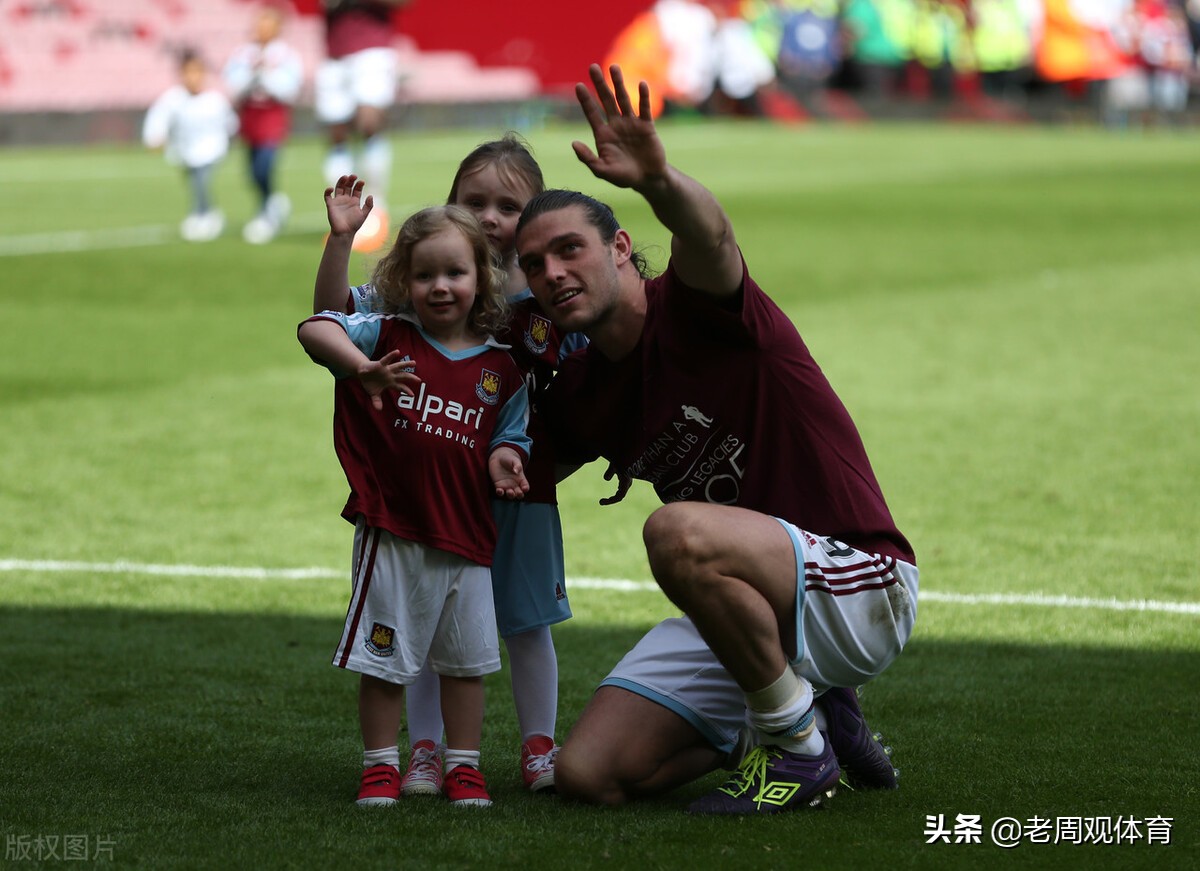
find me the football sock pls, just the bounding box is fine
[504,627,558,742]
[404,659,444,747]
[746,668,825,756]
[323,144,354,186]
[360,135,391,206]
[444,748,481,773]
[362,745,401,770]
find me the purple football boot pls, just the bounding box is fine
[818,687,898,790]
[686,742,839,815]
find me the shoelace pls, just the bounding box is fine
[410,747,439,769]
[404,749,441,786]
[718,746,782,798]
[524,746,558,773]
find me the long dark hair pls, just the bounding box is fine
[517,189,652,277]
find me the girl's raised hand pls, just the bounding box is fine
[324,174,373,237]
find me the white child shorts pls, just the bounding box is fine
[332,520,501,685]
[314,47,399,124]
[599,517,919,755]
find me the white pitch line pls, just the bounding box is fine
[0,224,175,256]
[918,590,1200,615]
[2,559,1198,615]
[0,558,340,580]
[0,208,412,257]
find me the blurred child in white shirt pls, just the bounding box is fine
[143,49,238,242]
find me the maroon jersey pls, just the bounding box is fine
[237,102,291,146]
[496,294,587,504]
[306,311,530,566]
[324,0,396,58]
[546,260,914,565]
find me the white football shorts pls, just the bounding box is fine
[314,47,399,123]
[332,520,501,685]
[599,517,918,754]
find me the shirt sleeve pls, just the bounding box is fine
[489,381,531,462]
[556,330,590,364]
[351,283,385,314]
[299,310,384,377]
[661,254,776,347]
[142,89,175,148]
[222,47,255,99]
[223,96,240,138]
[261,43,304,103]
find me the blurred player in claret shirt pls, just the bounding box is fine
[314,0,413,252]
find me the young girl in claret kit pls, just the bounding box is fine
[299,204,531,808]
[314,134,586,795]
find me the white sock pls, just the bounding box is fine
[444,748,481,773]
[360,135,392,206]
[363,746,400,770]
[323,145,354,185]
[404,659,444,747]
[505,627,558,742]
[746,669,825,756]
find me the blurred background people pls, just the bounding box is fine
[911,0,974,101]
[1139,0,1195,125]
[315,0,413,251]
[142,49,238,243]
[842,0,916,106]
[971,0,1037,100]
[223,2,304,244]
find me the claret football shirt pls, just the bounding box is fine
[304,310,530,565]
[347,283,586,506]
[546,259,914,565]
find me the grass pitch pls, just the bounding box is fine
[1,118,1198,869]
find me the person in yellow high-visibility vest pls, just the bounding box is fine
[971,0,1035,101]
[843,0,915,103]
[911,0,974,100]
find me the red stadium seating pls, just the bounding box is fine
[0,0,538,112]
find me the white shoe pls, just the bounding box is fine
[265,193,291,229]
[179,214,203,242]
[194,210,224,242]
[242,214,277,245]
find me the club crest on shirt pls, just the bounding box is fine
[523,314,552,355]
[365,622,396,657]
[476,369,501,405]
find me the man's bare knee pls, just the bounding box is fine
[644,503,704,568]
[644,504,716,596]
[555,744,626,806]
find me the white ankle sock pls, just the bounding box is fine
[444,748,481,773]
[746,669,825,755]
[363,746,400,769]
